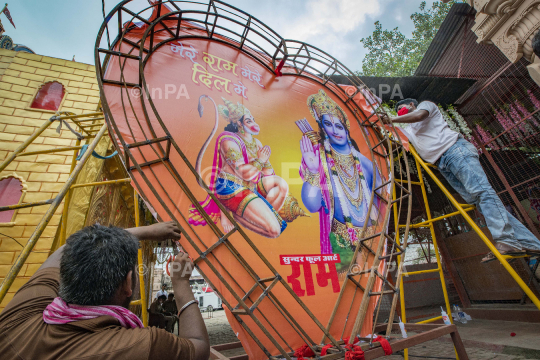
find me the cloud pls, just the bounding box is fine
[280,0,381,59]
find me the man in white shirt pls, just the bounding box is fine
[155,284,168,299]
[384,98,540,262]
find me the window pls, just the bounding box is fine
[0,176,24,223]
[30,81,65,111]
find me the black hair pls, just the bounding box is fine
[395,98,419,112]
[224,115,245,132]
[159,295,167,301]
[168,293,174,299]
[533,30,540,58]
[59,224,139,306]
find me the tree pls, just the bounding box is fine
[359,1,458,77]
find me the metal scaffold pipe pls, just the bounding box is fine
[0,123,108,304]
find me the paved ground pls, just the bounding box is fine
[204,310,540,359]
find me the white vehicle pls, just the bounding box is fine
[192,284,222,312]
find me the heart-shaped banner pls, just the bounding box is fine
[97,2,395,359]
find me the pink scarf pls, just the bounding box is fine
[43,297,144,329]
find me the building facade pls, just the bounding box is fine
[0,48,101,310]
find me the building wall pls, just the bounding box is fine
[0,48,100,311]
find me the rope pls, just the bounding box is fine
[373,336,392,355]
[344,343,365,360]
[55,118,84,140]
[76,144,118,161]
[320,344,333,356]
[292,344,315,360]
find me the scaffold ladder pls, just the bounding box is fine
[0,110,148,325]
[396,146,540,360]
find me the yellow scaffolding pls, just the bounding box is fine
[393,146,540,360]
[0,110,148,323]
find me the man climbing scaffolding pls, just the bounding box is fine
[382,99,540,262]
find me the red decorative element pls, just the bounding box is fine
[373,336,393,355]
[275,58,285,77]
[30,81,66,111]
[293,344,315,360]
[280,254,341,297]
[344,343,365,360]
[166,255,173,276]
[343,336,359,345]
[3,6,16,29]
[320,344,333,356]
[510,332,516,337]
[30,82,65,111]
[0,177,23,223]
[397,107,409,116]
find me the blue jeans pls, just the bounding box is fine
[437,137,540,251]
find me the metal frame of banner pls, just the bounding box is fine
[94,1,467,359]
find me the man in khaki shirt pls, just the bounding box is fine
[0,222,209,360]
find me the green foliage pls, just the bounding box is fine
[359,1,458,77]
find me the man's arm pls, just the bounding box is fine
[125,221,181,241]
[170,253,210,360]
[40,222,182,271]
[382,109,429,124]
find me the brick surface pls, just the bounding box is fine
[0,252,15,265]
[25,60,51,70]
[28,172,59,182]
[17,162,48,172]
[11,84,37,95]
[41,56,67,66]
[16,53,42,62]
[50,64,74,74]
[0,50,104,302]
[48,164,72,173]
[36,154,68,164]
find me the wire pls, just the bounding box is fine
[0,232,24,248]
[0,232,50,253]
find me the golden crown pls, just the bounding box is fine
[307,89,350,130]
[218,98,252,124]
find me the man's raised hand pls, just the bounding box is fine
[126,221,181,241]
[170,252,194,284]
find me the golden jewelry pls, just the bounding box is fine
[251,159,263,171]
[224,147,242,167]
[306,89,350,130]
[330,148,362,209]
[218,98,252,124]
[304,170,320,188]
[244,137,258,157]
[331,219,361,247]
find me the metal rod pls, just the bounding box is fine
[60,138,82,245]
[410,146,540,311]
[404,268,440,276]
[134,193,149,327]
[414,149,459,360]
[0,124,108,304]
[0,199,53,212]
[16,145,84,157]
[0,118,55,172]
[416,316,443,324]
[399,207,476,229]
[70,178,131,189]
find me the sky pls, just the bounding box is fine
[2,0,441,72]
